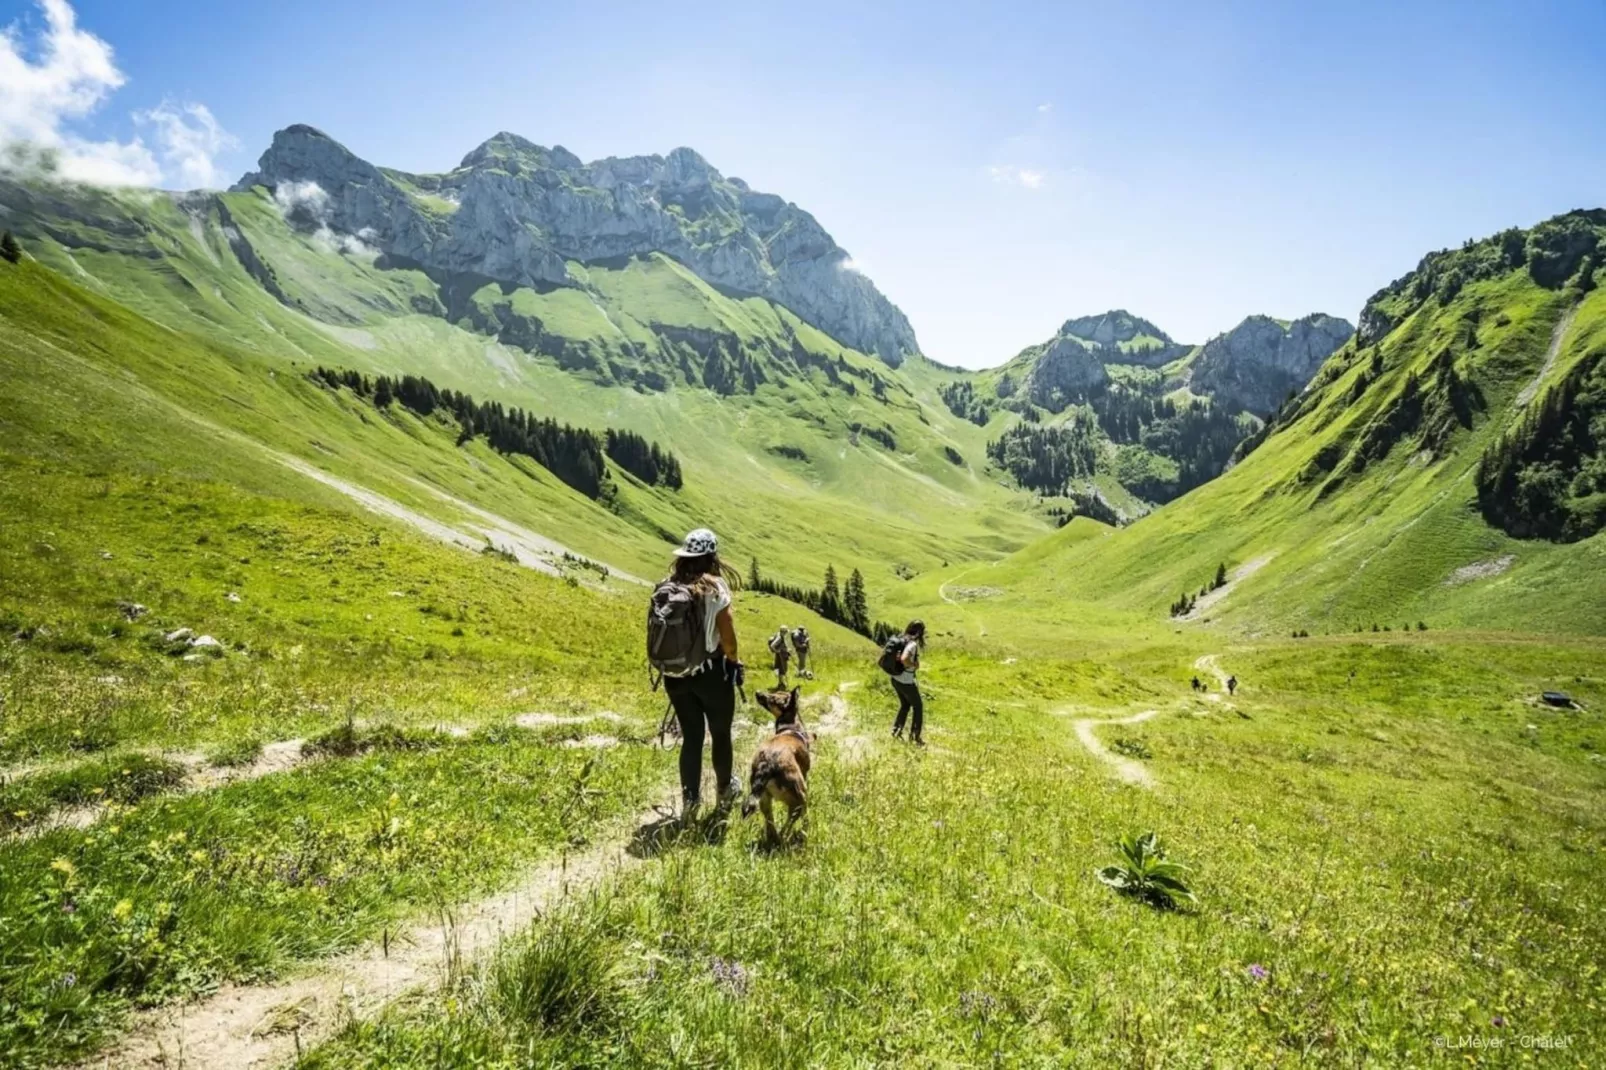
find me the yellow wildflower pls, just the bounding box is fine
[112,899,133,921]
[50,858,76,878]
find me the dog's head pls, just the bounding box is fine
[755,685,803,729]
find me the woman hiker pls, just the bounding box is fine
[657,529,745,818]
[887,619,927,745]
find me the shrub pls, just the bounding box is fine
[1096,831,1196,909]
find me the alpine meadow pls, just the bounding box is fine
[1,3,1604,1067]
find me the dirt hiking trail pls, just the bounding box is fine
[81,694,863,1069]
[1069,709,1160,788]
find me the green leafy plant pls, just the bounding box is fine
[1096,831,1196,909]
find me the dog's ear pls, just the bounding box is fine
[789,685,800,706]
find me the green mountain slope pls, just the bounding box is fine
[0,177,1047,599]
[971,211,1606,635]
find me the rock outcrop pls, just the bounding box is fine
[232,126,919,366]
[1019,332,1109,411]
[1188,314,1355,415]
[1057,310,1191,367]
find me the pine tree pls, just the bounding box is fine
[0,231,19,264]
[821,565,841,623]
[845,569,868,633]
[748,557,762,590]
[373,377,394,408]
[1214,562,1227,589]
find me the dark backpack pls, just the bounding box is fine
[878,634,908,676]
[647,580,711,681]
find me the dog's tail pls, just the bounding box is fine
[740,766,773,819]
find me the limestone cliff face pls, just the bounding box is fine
[1188,314,1355,414]
[233,126,919,365]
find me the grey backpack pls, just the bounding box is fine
[647,579,711,681]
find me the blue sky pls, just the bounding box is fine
[4,0,1604,366]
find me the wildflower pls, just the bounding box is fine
[49,858,77,878]
[190,850,208,864]
[112,899,133,921]
[959,990,998,1018]
[1247,963,1269,982]
[709,956,750,997]
[1492,1015,1507,1028]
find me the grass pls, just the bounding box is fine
[297,633,1606,1066]
[0,190,1604,1066]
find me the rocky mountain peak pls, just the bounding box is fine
[1189,312,1355,414]
[231,125,919,366]
[1060,309,1174,347]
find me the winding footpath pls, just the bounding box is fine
[77,691,865,1069]
[1069,710,1160,788]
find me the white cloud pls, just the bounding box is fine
[135,100,238,189]
[0,0,232,188]
[988,164,1048,191]
[271,179,375,257]
[837,256,868,275]
[1036,102,1052,113]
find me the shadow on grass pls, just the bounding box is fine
[627,800,738,859]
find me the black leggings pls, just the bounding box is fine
[892,679,923,739]
[665,660,735,805]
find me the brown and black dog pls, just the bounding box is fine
[742,686,811,842]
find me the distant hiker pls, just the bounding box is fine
[791,625,813,678]
[1191,675,1202,692]
[1227,674,1238,696]
[880,619,927,745]
[647,528,745,818]
[769,627,792,687]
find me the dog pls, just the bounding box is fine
[742,686,811,843]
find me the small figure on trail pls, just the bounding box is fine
[1227,674,1238,696]
[769,627,792,687]
[1190,675,1202,692]
[647,528,745,820]
[791,625,813,678]
[879,619,927,745]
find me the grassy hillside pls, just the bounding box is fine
[971,218,1606,636]
[0,179,1048,603]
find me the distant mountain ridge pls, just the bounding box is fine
[231,125,920,366]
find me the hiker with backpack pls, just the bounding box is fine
[879,620,927,745]
[647,529,745,819]
[791,625,812,678]
[769,627,792,687]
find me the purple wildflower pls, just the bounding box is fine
[709,956,749,997]
[1247,964,1269,982]
[1492,1015,1507,1028]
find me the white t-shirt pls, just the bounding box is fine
[701,578,731,656]
[893,639,920,684]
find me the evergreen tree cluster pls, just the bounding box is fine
[745,559,893,641]
[1169,563,1228,617]
[603,429,683,489]
[0,231,20,264]
[1476,352,1606,542]
[938,380,992,426]
[985,421,1099,495]
[311,367,681,500]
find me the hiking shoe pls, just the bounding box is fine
[717,777,743,808]
[911,736,925,747]
[891,726,903,739]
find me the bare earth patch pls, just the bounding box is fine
[1181,556,1274,621]
[1444,554,1516,586]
